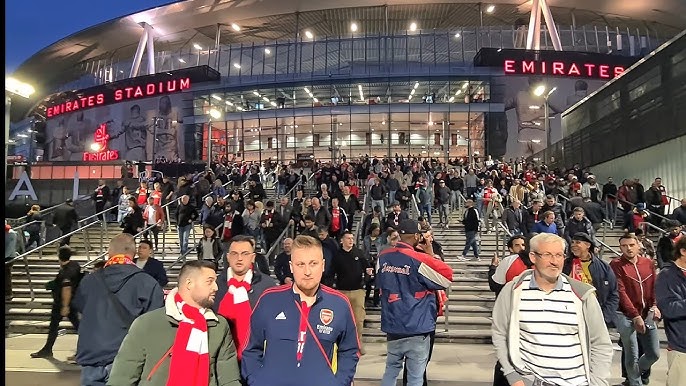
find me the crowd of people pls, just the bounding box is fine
[6,154,686,386]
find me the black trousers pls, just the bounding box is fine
[402,331,435,386]
[143,225,160,249]
[42,300,80,352]
[5,263,13,297]
[59,226,73,246]
[492,361,510,386]
[95,202,106,221]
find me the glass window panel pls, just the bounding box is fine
[628,66,661,101]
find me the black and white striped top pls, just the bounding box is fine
[518,276,588,386]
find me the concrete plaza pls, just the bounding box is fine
[5,333,670,385]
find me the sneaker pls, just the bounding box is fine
[471,257,481,262]
[641,371,650,385]
[457,256,468,262]
[30,350,53,359]
[66,354,77,363]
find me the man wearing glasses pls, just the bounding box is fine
[214,235,277,361]
[492,233,613,386]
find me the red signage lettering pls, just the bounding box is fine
[82,123,120,161]
[503,60,624,80]
[48,77,191,119]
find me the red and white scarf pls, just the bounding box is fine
[104,254,135,267]
[167,292,210,386]
[217,269,253,360]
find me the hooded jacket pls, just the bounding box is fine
[491,270,613,386]
[655,262,686,353]
[107,288,242,386]
[74,263,164,367]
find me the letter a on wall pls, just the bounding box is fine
[9,171,38,201]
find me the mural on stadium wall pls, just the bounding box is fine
[487,76,608,161]
[45,93,191,162]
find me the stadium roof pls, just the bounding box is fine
[9,0,686,117]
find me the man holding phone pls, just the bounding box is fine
[611,234,661,386]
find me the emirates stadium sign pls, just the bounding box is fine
[46,78,190,118]
[504,59,625,79]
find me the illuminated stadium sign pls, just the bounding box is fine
[46,78,191,118]
[503,60,625,79]
[474,47,638,80]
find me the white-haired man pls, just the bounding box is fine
[492,233,613,386]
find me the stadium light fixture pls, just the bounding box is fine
[351,22,358,32]
[305,30,314,39]
[209,108,222,120]
[533,85,546,97]
[211,94,222,101]
[90,143,102,151]
[178,58,186,63]
[486,5,495,13]
[193,43,203,50]
[409,22,417,32]
[5,78,35,99]
[233,63,241,69]
[264,48,271,54]
[455,32,461,38]
[231,23,241,32]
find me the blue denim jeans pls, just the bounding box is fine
[81,364,112,386]
[462,231,480,258]
[381,334,431,386]
[616,313,661,386]
[177,224,191,255]
[420,205,432,224]
[372,199,386,216]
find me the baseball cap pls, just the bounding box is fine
[398,219,421,235]
[571,232,595,247]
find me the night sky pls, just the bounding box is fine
[5,0,172,74]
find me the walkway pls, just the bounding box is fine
[5,333,670,385]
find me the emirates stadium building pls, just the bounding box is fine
[7,0,686,180]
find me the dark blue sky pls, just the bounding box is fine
[5,0,172,73]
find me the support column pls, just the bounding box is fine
[538,0,562,50]
[130,24,149,78]
[145,23,156,75]
[526,0,541,49]
[214,24,222,70]
[442,114,450,164]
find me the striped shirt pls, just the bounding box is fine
[518,276,588,386]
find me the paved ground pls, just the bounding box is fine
[5,333,670,385]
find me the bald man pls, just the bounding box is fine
[73,233,164,386]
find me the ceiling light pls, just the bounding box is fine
[485,5,495,13]
[178,58,186,63]
[313,98,319,103]
[462,83,469,90]
[253,91,260,96]
[236,106,244,111]
[381,121,385,125]
[531,139,541,143]
[270,101,277,107]
[231,23,241,32]
[233,63,241,69]
[193,43,203,50]
[264,48,271,54]
[263,97,270,102]
[410,89,416,95]
[304,87,311,94]
[414,82,419,89]
[211,94,222,101]
[455,32,461,38]
[449,96,455,102]
[226,101,234,106]
[409,22,417,32]
[529,105,540,110]
[305,30,313,39]
[350,22,358,32]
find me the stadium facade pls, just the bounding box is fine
[7,0,686,180]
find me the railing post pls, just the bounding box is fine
[100,222,105,254]
[162,226,167,260]
[83,226,92,252]
[444,284,450,333]
[495,224,501,254]
[23,255,35,302]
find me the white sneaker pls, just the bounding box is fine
[457,256,468,262]
[472,257,481,262]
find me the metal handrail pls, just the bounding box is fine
[353,192,368,244]
[411,194,420,219]
[202,180,234,202]
[164,248,196,273]
[595,238,622,258]
[80,221,164,270]
[12,220,43,232]
[607,194,673,225]
[7,195,90,223]
[494,222,513,256]
[264,223,294,264]
[6,221,103,266]
[77,204,119,226]
[638,221,669,236]
[283,178,303,199]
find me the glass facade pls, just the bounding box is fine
[192,78,500,162]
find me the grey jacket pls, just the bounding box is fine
[491,270,613,386]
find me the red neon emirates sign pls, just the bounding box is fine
[47,77,191,118]
[83,123,119,161]
[504,59,625,79]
